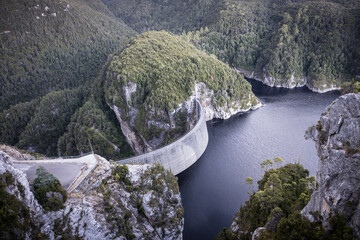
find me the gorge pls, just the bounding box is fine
[1,0,360,239]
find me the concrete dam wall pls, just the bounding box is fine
[116,101,209,175]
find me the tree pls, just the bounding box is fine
[274,157,285,168]
[245,177,254,195]
[261,159,273,171]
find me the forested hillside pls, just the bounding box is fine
[191,0,360,91]
[102,0,222,33]
[104,31,258,152]
[0,0,135,111]
[102,0,360,91]
[1,0,358,158]
[58,100,133,160]
[0,0,136,158]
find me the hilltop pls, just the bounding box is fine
[104,31,259,154]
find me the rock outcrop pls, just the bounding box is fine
[195,82,261,121]
[0,149,184,239]
[110,81,260,155]
[302,93,360,238]
[236,68,341,93]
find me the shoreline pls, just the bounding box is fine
[235,67,341,93]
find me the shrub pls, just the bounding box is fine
[112,164,131,186]
[32,166,67,211]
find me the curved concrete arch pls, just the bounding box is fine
[116,101,209,175]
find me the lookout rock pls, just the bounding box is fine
[302,93,360,238]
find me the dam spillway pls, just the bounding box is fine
[116,101,209,175]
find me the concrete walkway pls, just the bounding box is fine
[13,154,98,193]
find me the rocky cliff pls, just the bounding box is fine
[302,93,360,238]
[236,68,341,93]
[0,149,184,239]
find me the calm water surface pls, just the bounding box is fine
[178,79,339,240]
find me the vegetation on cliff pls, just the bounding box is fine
[0,171,32,239]
[32,166,67,211]
[0,149,184,239]
[0,166,46,239]
[217,161,356,239]
[105,31,257,145]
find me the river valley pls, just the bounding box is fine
[178,79,340,240]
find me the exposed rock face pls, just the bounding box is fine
[0,149,184,239]
[251,227,266,240]
[195,82,261,121]
[112,104,152,155]
[236,68,340,93]
[0,151,44,238]
[110,88,197,154]
[0,144,37,160]
[112,80,260,155]
[301,93,360,237]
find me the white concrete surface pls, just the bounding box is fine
[13,154,97,193]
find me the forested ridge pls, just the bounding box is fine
[0,0,135,111]
[102,0,360,90]
[102,0,223,33]
[194,0,360,90]
[1,0,359,158]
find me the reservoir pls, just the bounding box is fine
[178,79,339,240]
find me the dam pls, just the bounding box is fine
[10,100,208,191]
[116,100,209,175]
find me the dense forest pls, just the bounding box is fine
[0,0,135,111]
[58,99,133,160]
[193,0,360,90]
[102,0,223,33]
[0,78,133,159]
[102,0,360,90]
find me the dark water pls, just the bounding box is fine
[178,79,339,240]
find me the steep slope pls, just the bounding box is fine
[106,0,360,91]
[0,148,184,239]
[102,0,222,33]
[189,0,360,91]
[302,93,360,238]
[0,98,41,146]
[15,88,86,156]
[104,31,260,154]
[0,0,135,111]
[58,100,133,160]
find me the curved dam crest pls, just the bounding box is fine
[116,101,209,175]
